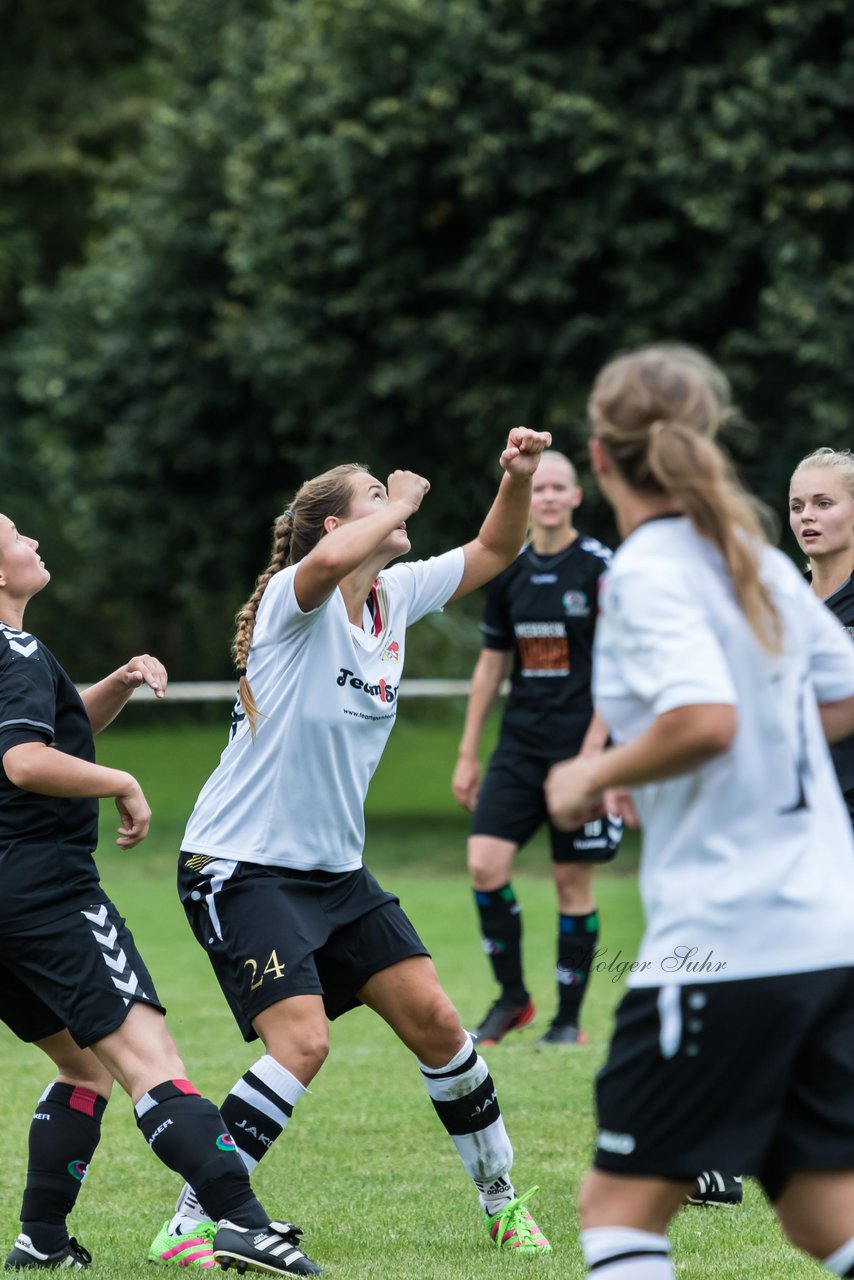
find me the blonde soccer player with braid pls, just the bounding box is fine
[148,429,555,1271]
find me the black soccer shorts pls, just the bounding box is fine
[0,897,164,1048]
[179,854,430,1040]
[471,745,622,862]
[592,967,854,1201]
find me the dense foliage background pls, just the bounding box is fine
[3,0,854,677]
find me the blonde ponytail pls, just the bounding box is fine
[589,345,782,654]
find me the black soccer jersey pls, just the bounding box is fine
[816,573,854,818]
[481,536,612,759]
[0,622,105,928]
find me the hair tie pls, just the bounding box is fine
[282,508,295,520]
[235,667,247,677]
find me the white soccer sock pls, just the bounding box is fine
[824,1236,854,1275]
[581,1227,674,1278]
[419,1035,514,1201]
[172,1055,308,1226]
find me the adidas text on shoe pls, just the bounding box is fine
[685,1172,743,1207]
[536,1020,587,1048]
[475,998,535,1046]
[5,1234,92,1270]
[213,1222,322,1276]
[148,1220,217,1268]
[487,1187,551,1254]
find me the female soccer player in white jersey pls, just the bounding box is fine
[545,346,854,1280]
[0,514,319,1276]
[790,447,854,820]
[148,428,554,1271]
[451,450,620,1048]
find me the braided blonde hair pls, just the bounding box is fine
[233,463,369,736]
[588,343,782,654]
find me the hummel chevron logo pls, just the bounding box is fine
[8,639,37,658]
[103,948,128,973]
[81,906,148,1004]
[112,972,140,996]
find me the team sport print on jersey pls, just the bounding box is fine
[481,538,612,759]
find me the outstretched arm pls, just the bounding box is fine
[448,427,551,603]
[81,655,168,734]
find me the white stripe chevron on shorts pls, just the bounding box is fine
[81,905,149,1005]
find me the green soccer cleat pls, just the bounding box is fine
[487,1187,552,1254]
[148,1220,217,1268]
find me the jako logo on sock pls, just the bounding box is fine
[67,1160,88,1182]
[216,1133,237,1151]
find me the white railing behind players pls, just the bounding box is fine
[75,679,498,701]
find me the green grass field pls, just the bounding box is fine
[0,710,828,1278]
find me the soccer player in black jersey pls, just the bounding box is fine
[0,513,319,1275]
[790,447,854,819]
[452,451,621,1047]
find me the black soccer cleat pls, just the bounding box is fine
[685,1172,743,1207]
[213,1221,322,1275]
[4,1234,92,1270]
[474,997,535,1045]
[536,1018,588,1047]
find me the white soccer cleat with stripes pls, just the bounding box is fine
[212,1222,321,1276]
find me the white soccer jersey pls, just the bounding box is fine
[182,548,465,871]
[594,516,854,986]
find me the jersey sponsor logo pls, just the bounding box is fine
[529,572,558,584]
[562,590,590,618]
[336,667,399,703]
[216,1133,237,1152]
[514,622,569,676]
[381,640,401,663]
[597,1128,636,1155]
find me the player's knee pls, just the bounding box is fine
[268,1029,329,1078]
[417,992,467,1060]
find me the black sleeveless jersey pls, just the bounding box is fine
[480,537,612,760]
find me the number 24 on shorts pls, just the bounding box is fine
[244,949,286,990]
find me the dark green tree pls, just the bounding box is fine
[13,0,854,675]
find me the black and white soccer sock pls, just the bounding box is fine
[474,884,527,1003]
[134,1079,266,1228]
[556,909,599,1024]
[419,1035,515,1213]
[172,1056,307,1227]
[20,1082,108,1254]
[581,1227,674,1278]
[824,1237,854,1275]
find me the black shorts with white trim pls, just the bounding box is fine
[593,967,854,1202]
[0,897,163,1047]
[472,746,622,863]
[179,855,430,1040]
